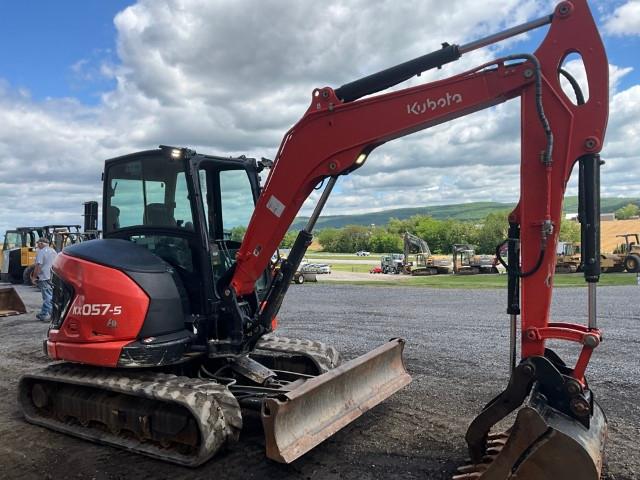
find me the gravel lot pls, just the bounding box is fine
[1,282,638,479]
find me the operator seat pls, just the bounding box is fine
[144,203,177,227]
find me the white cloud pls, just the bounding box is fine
[1,0,640,237]
[603,0,640,36]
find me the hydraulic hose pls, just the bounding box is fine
[494,53,553,280]
[559,68,586,105]
[496,238,546,279]
[505,54,554,167]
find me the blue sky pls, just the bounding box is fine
[604,32,640,85]
[0,0,639,236]
[0,1,133,103]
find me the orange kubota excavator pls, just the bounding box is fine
[19,1,608,477]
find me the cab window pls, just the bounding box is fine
[107,156,194,232]
[3,232,19,250]
[219,169,254,240]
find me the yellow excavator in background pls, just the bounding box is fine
[555,241,626,273]
[402,231,452,275]
[452,243,498,275]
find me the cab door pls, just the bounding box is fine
[189,156,268,302]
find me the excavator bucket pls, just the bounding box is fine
[455,393,607,480]
[262,338,411,463]
[0,286,27,317]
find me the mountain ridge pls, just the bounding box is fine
[291,197,640,230]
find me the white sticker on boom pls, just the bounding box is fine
[266,195,285,218]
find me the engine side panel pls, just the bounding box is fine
[47,253,149,367]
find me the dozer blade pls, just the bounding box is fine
[261,337,411,463]
[454,392,607,480]
[0,286,27,317]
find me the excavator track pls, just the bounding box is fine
[18,363,242,467]
[254,334,341,373]
[410,267,439,276]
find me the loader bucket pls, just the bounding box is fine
[0,286,27,317]
[261,338,411,463]
[455,391,606,480]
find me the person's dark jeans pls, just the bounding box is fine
[38,279,53,318]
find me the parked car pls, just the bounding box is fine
[272,256,317,284]
[356,251,371,256]
[369,266,382,274]
[301,263,332,274]
[314,264,332,274]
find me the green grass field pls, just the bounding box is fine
[327,270,637,288]
[332,263,376,273]
[309,251,638,288]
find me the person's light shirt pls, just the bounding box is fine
[35,246,57,281]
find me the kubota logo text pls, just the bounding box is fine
[407,92,463,115]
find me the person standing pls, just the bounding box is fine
[31,238,58,322]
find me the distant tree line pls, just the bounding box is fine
[313,212,581,254]
[231,225,298,249]
[230,211,581,254]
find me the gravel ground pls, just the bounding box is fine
[1,282,638,479]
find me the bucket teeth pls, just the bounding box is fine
[452,431,509,480]
[453,474,483,480]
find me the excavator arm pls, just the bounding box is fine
[224,1,608,477]
[233,59,530,293]
[403,232,432,259]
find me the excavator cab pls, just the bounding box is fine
[452,244,477,275]
[103,146,269,311]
